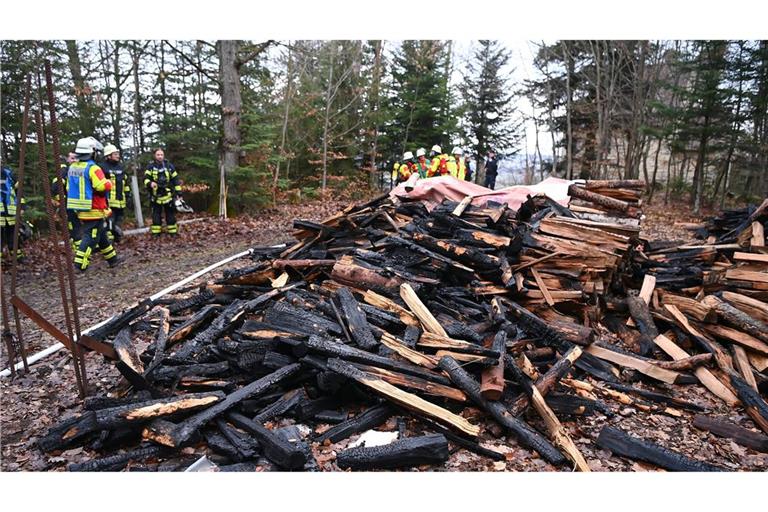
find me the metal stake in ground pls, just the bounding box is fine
[5,73,33,374]
[33,71,87,396]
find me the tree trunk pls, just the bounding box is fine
[275,42,294,205]
[368,40,383,190]
[321,43,336,193]
[217,40,243,219]
[562,43,574,180]
[66,41,95,136]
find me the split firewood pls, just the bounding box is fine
[507,346,583,416]
[438,355,567,466]
[480,331,507,400]
[399,283,448,337]
[702,294,768,344]
[327,358,479,438]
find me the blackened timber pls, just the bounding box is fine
[152,361,230,382]
[601,382,705,412]
[172,300,247,360]
[90,298,154,341]
[480,331,507,400]
[144,307,170,380]
[327,358,479,437]
[204,429,243,462]
[264,301,342,337]
[167,288,215,315]
[596,426,723,471]
[167,305,219,346]
[411,232,500,270]
[314,404,393,444]
[301,335,452,385]
[253,389,305,423]
[383,235,475,275]
[350,362,467,402]
[507,346,583,416]
[402,326,421,348]
[729,371,768,434]
[167,364,302,447]
[215,419,259,459]
[68,445,166,472]
[226,412,307,470]
[93,392,226,431]
[336,434,449,470]
[336,287,378,350]
[438,355,567,466]
[692,415,768,453]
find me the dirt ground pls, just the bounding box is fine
[1,197,766,472]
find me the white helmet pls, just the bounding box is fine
[431,145,442,154]
[402,151,414,160]
[75,136,103,155]
[103,144,119,157]
[451,147,463,156]
[416,148,426,158]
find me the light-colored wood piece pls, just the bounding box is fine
[732,345,758,391]
[585,345,681,384]
[400,283,448,337]
[530,268,555,307]
[653,334,739,407]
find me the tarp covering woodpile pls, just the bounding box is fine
[38,180,768,472]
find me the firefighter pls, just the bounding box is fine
[52,151,81,250]
[427,144,450,177]
[414,148,430,178]
[144,148,182,236]
[1,161,25,262]
[484,150,499,190]
[67,137,120,272]
[394,151,417,184]
[391,159,401,186]
[102,144,129,243]
[447,147,469,180]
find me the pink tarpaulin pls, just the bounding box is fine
[390,175,575,211]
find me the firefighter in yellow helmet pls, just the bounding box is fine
[427,144,450,177]
[447,147,469,180]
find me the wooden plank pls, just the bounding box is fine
[452,195,474,216]
[400,283,448,337]
[584,345,680,384]
[653,334,739,407]
[530,268,555,307]
[379,332,439,369]
[362,290,419,327]
[747,351,768,372]
[350,362,467,403]
[725,269,768,284]
[733,251,768,263]
[701,324,768,355]
[327,358,479,438]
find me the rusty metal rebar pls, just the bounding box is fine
[34,71,87,397]
[5,74,34,374]
[44,59,88,392]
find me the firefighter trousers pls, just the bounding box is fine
[151,202,177,235]
[74,218,117,271]
[1,221,23,260]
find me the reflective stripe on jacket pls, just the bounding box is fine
[144,160,181,205]
[67,160,112,220]
[1,167,18,217]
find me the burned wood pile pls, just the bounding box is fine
[37,183,768,472]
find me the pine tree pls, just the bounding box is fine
[460,40,521,182]
[383,41,456,157]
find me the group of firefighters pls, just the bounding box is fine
[1,137,184,272]
[391,145,500,189]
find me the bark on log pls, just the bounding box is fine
[596,426,723,471]
[568,185,640,218]
[626,295,658,355]
[438,355,566,466]
[336,434,449,470]
[702,295,768,344]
